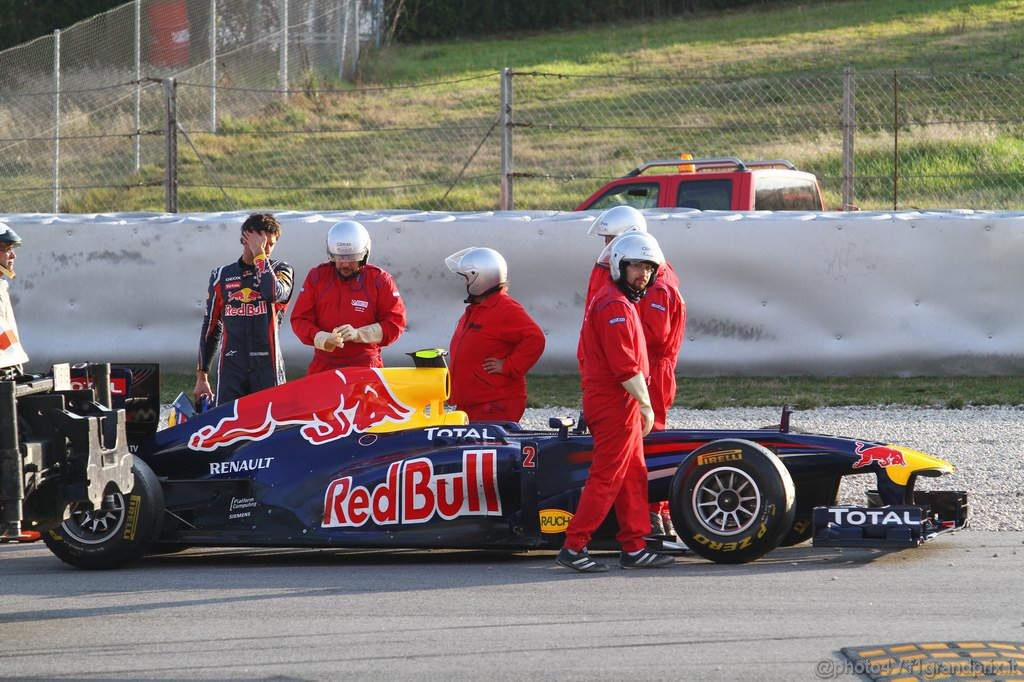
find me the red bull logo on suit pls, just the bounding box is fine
[225,287,267,316]
[188,368,414,452]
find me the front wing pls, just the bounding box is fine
[812,490,970,548]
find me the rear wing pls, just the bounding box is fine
[69,363,162,447]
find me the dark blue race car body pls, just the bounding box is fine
[31,363,968,569]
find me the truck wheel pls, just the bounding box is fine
[669,439,795,564]
[43,459,164,570]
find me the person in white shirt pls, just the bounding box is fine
[0,222,28,379]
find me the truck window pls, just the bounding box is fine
[588,183,659,210]
[676,179,733,210]
[754,177,823,210]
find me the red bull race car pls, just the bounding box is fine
[2,358,969,569]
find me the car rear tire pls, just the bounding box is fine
[669,439,795,564]
[43,458,164,569]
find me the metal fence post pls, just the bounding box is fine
[374,0,383,50]
[892,70,899,211]
[164,77,178,213]
[353,0,361,77]
[210,0,217,132]
[278,0,289,97]
[842,66,855,210]
[335,1,344,78]
[134,0,141,172]
[500,68,513,210]
[52,29,61,214]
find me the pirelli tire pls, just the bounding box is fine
[43,458,164,570]
[669,439,796,564]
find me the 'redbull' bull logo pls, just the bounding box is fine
[227,287,259,304]
[188,368,414,452]
[852,441,908,468]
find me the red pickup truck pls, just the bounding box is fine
[576,157,826,212]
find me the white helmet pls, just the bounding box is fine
[588,205,647,238]
[0,222,22,247]
[326,220,370,263]
[445,247,507,296]
[608,231,665,285]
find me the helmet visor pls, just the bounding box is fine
[444,247,474,274]
[329,249,365,262]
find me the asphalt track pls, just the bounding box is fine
[1,530,1022,681]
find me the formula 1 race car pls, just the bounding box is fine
[3,357,969,569]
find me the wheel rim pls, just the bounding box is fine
[61,493,127,544]
[691,466,762,536]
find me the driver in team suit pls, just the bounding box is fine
[557,231,675,573]
[582,206,687,536]
[194,213,294,406]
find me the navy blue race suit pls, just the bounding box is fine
[197,254,294,404]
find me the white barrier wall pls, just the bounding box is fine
[3,209,1023,376]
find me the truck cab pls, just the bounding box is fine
[576,157,825,212]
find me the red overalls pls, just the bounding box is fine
[638,264,686,430]
[290,263,406,374]
[565,277,651,554]
[449,289,546,422]
[582,261,685,428]
[636,264,686,522]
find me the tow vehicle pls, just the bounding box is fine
[577,156,827,212]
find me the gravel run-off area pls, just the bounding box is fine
[519,405,1024,532]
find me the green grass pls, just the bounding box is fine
[525,374,1024,410]
[24,0,1024,214]
[370,0,1024,82]
[161,373,1024,410]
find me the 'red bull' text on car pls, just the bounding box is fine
[11,356,969,569]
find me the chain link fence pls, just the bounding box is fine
[0,0,381,213]
[508,70,850,210]
[508,70,1024,212]
[4,9,1024,214]
[169,72,502,212]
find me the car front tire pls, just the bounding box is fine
[669,439,795,564]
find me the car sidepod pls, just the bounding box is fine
[140,419,531,550]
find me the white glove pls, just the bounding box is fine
[335,323,383,345]
[314,330,344,351]
[621,372,655,437]
[334,324,358,343]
